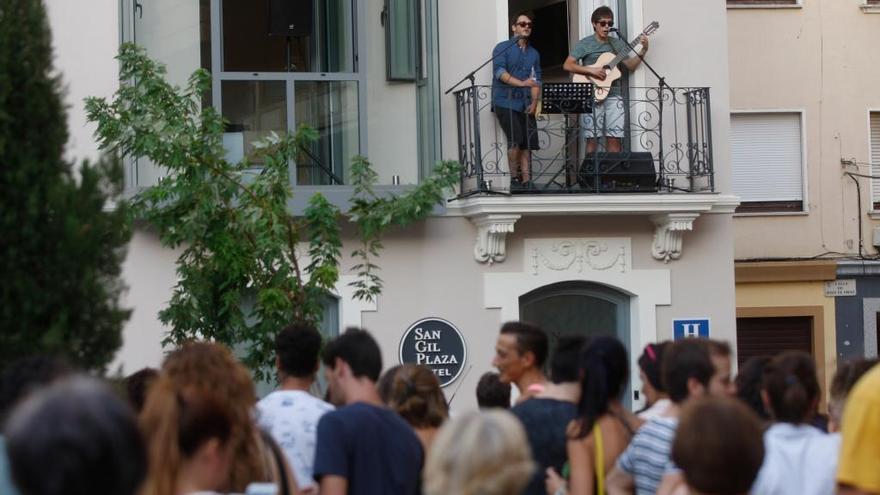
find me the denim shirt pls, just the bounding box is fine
[491,39,541,112]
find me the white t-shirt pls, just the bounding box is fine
[256,390,334,488]
[638,398,672,421]
[750,423,841,495]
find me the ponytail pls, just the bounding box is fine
[762,351,819,424]
[573,337,629,438]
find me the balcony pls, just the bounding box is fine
[447,84,738,264]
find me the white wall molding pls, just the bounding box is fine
[471,213,521,264]
[651,213,699,263]
[484,236,671,409]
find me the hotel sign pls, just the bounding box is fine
[399,318,467,387]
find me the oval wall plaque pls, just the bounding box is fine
[398,317,467,387]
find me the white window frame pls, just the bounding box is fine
[868,109,880,213]
[726,0,803,10]
[730,109,809,217]
[861,0,880,14]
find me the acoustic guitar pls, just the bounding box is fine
[572,22,659,102]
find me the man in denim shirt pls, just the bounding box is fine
[492,11,541,189]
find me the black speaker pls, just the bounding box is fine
[267,0,313,37]
[578,152,658,192]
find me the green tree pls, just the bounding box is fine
[86,44,459,378]
[0,0,132,371]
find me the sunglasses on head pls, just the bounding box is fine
[515,21,533,28]
[597,20,614,27]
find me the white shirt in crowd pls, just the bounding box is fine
[750,423,840,495]
[637,398,671,421]
[256,390,334,489]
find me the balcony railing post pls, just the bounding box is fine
[704,88,715,192]
[471,85,485,192]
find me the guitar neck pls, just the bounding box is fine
[607,34,643,67]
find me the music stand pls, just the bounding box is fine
[540,82,593,114]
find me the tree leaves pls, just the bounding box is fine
[87,44,460,379]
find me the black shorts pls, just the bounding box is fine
[495,107,540,150]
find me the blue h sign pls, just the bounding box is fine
[673,319,710,340]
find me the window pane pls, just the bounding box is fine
[221,81,288,164]
[295,81,359,185]
[222,0,354,73]
[133,0,206,86]
[730,113,803,204]
[386,0,419,80]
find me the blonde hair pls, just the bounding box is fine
[378,364,449,428]
[424,410,534,495]
[140,342,268,495]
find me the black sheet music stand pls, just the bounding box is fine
[540,82,593,114]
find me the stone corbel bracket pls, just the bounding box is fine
[471,214,521,264]
[651,213,700,263]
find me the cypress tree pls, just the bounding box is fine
[0,0,131,371]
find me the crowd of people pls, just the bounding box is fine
[0,319,878,495]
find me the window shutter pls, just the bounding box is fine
[384,0,420,81]
[731,113,804,203]
[871,112,880,207]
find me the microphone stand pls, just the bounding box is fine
[444,36,524,95]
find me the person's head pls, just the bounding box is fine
[707,340,736,397]
[590,6,614,37]
[124,367,159,414]
[828,358,879,432]
[5,376,146,495]
[321,327,383,405]
[550,335,587,384]
[573,336,629,437]
[275,322,323,381]
[476,372,511,409]
[378,364,448,429]
[734,356,771,421]
[0,355,72,428]
[672,397,765,495]
[637,341,669,406]
[158,342,265,493]
[424,410,535,495]
[761,351,820,424]
[140,374,234,495]
[510,10,534,40]
[663,339,714,404]
[493,321,548,385]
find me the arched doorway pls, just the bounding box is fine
[519,280,631,407]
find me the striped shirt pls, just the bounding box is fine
[616,417,678,495]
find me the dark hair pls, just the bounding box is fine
[706,340,732,358]
[124,367,159,413]
[663,339,714,403]
[275,322,323,378]
[762,351,819,424]
[550,336,587,384]
[6,377,147,495]
[637,341,669,393]
[378,364,448,428]
[0,355,72,427]
[735,356,771,420]
[322,327,383,382]
[177,391,233,457]
[830,358,878,402]
[476,372,511,409]
[591,6,614,24]
[500,321,549,368]
[672,397,764,495]
[511,10,535,25]
[573,336,629,438]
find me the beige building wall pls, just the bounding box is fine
[729,2,880,259]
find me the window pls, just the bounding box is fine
[731,112,805,213]
[871,112,880,209]
[384,0,420,81]
[215,0,363,185]
[727,0,798,5]
[736,316,813,367]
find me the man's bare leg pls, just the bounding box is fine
[607,137,622,152]
[520,150,531,184]
[508,147,522,183]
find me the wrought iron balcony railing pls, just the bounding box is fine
[453,85,714,196]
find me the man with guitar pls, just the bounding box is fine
[492,11,541,190]
[563,6,649,153]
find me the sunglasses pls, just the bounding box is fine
[596,20,614,27]
[515,21,533,28]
